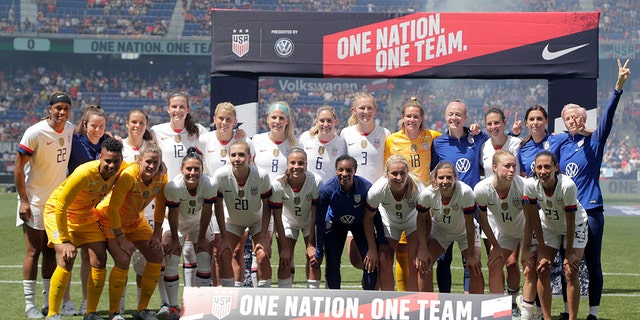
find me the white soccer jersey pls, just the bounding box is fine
[298,131,347,183]
[269,171,322,230]
[251,132,297,181]
[150,122,208,180]
[16,120,74,228]
[474,175,526,239]
[164,173,217,235]
[198,131,245,177]
[417,181,477,237]
[365,177,422,230]
[340,125,390,183]
[214,164,272,227]
[480,135,522,178]
[523,175,588,234]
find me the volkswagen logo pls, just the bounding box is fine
[340,215,356,224]
[274,37,294,58]
[456,158,471,173]
[564,162,579,177]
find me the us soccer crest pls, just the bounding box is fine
[232,29,250,58]
[251,186,258,196]
[354,194,361,204]
[211,295,232,319]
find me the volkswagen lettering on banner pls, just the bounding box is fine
[182,287,512,319]
[211,11,598,79]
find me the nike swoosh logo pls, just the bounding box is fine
[541,43,589,61]
[46,141,54,145]
[161,137,168,140]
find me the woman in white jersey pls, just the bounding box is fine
[252,101,297,180]
[340,92,390,269]
[15,91,74,318]
[198,102,245,286]
[150,92,208,314]
[163,147,221,319]
[480,108,523,315]
[269,148,323,288]
[363,155,422,291]
[415,161,484,293]
[474,150,529,296]
[522,151,588,320]
[214,140,273,287]
[298,105,347,183]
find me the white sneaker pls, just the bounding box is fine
[516,295,533,320]
[26,306,45,318]
[61,300,79,316]
[110,313,126,320]
[157,303,170,316]
[79,300,87,315]
[46,315,63,320]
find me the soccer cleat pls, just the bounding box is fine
[26,306,45,318]
[557,312,569,320]
[61,300,80,316]
[166,307,180,320]
[84,312,105,320]
[46,315,63,320]
[41,306,49,316]
[516,295,533,320]
[156,303,170,316]
[134,310,159,320]
[109,313,126,320]
[79,300,87,315]
[586,315,598,320]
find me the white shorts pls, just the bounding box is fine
[493,227,522,251]
[16,200,45,230]
[383,223,417,242]
[226,219,272,237]
[431,222,481,252]
[542,222,588,250]
[283,224,311,240]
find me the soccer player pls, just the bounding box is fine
[384,96,440,291]
[364,155,423,291]
[251,101,298,180]
[214,140,272,287]
[43,138,125,320]
[415,161,484,294]
[150,92,208,315]
[556,59,630,320]
[95,141,167,320]
[298,105,347,183]
[315,154,386,290]
[15,91,74,318]
[523,151,588,320]
[163,147,219,320]
[269,148,323,288]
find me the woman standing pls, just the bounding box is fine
[298,105,346,183]
[523,151,588,320]
[251,101,297,180]
[269,148,323,288]
[556,59,630,320]
[415,161,484,294]
[517,106,562,178]
[15,92,74,318]
[363,155,422,291]
[68,105,108,174]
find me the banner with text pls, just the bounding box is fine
[211,11,599,79]
[181,287,511,320]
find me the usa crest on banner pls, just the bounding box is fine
[211,295,232,319]
[232,30,249,58]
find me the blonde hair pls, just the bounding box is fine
[309,105,338,137]
[398,96,425,131]
[267,101,297,146]
[139,141,166,177]
[348,92,377,126]
[215,102,237,118]
[384,154,420,201]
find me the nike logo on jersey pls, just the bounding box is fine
[348,143,356,146]
[541,43,589,61]
[46,141,54,145]
[161,137,168,140]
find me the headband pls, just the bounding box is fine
[268,103,289,117]
[49,93,72,106]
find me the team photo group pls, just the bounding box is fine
[16,58,630,320]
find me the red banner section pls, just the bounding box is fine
[322,12,598,77]
[181,287,511,319]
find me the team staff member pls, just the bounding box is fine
[43,138,125,320]
[518,105,563,178]
[384,96,440,291]
[556,59,630,320]
[95,142,167,320]
[415,161,484,294]
[269,148,323,288]
[523,151,588,320]
[214,140,272,287]
[315,154,387,290]
[15,91,74,318]
[364,155,423,291]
